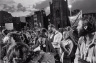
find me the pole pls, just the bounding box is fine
[70,8,72,16]
[66,0,71,26]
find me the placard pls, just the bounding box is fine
[5,23,14,30]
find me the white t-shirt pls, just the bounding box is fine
[52,31,62,48]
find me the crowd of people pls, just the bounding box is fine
[0,16,96,63]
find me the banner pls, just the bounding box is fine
[20,17,26,22]
[69,10,82,26]
[5,23,14,30]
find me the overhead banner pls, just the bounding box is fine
[5,23,14,30]
[20,17,26,22]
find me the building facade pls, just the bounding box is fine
[33,10,48,29]
[0,11,12,26]
[50,0,70,29]
[0,11,12,30]
[26,15,34,29]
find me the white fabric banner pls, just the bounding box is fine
[69,10,82,26]
[5,23,14,30]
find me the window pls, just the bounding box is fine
[56,10,60,17]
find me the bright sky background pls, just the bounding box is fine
[0,0,96,17]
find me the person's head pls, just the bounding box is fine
[63,31,70,40]
[48,24,56,33]
[41,28,48,37]
[77,18,95,37]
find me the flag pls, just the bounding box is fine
[69,10,82,26]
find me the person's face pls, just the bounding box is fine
[63,31,69,40]
[77,20,83,35]
[52,27,55,32]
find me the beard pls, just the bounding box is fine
[78,28,89,37]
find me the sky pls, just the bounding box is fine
[71,0,96,14]
[0,0,96,17]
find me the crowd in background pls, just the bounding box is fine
[0,15,96,63]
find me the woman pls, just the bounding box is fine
[60,31,74,63]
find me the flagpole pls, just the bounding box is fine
[66,0,71,26]
[66,0,68,17]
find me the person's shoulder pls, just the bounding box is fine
[57,31,62,35]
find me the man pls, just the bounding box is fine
[2,32,30,63]
[48,24,62,62]
[30,28,55,63]
[74,18,96,63]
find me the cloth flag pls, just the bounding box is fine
[69,10,82,26]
